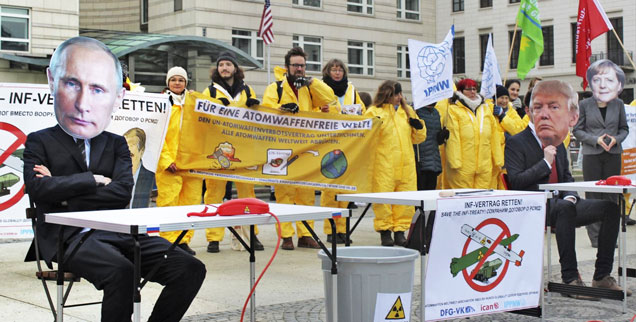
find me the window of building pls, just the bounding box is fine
[293,35,322,72]
[293,0,321,8]
[571,22,577,64]
[539,25,554,66]
[453,36,465,74]
[141,0,148,24]
[174,0,182,11]
[397,45,410,78]
[608,17,623,65]
[348,0,373,15]
[508,30,521,69]
[480,0,492,8]
[620,88,634,104]
[232,30,264,65]
[452,0,464,12]
[0,6,29,52]
[479,33,491,70]
[348,41,374,75]
[397,0,420,20]
[509,0,520,3]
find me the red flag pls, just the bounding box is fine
[258,0,274,45]
[576,0,613,89]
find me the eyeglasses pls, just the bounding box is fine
[330,68,344,73]
[289,64,306,68]
[464,87,477,91]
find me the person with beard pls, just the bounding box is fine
[319,58,365,244]
[445,78,502,189]
[262,47,338,250]
[365,81,426,246]
[201,50,264,253]
[157,66,202,256]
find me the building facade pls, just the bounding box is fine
[2,0,634,103]
[439,0,635,102]
[0,1,79,84]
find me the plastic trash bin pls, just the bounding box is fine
[318,246,419,322]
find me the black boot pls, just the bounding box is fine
[394,231,407,246]
[380,230,394,246]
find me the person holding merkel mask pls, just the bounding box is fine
[573,59,630,247]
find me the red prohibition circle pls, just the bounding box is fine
[461,218,511,292]
[0,122,27,212]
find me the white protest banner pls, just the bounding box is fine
[0,83,170,239]
[479,33,502,100]
[621,103,636,180]
[425,192,545,320]
[409,25,454,109]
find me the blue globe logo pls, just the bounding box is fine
[320,149,347,179]
[417,41,451,84]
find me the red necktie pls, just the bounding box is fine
[548,160,558,183]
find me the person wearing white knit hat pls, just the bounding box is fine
[157,66,203,256]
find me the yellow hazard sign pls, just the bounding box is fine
[385,296,406,320]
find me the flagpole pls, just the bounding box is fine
[266,44,271,84]
[503,21,518,85]
[610,28,636,71]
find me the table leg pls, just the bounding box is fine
[545,194,552,305]
[345,216,350,247]
[418,207,426,322]
[133,234,141,322]
[620,195,627,313]
[302,220,338,322]
[349,203,372,236]
[57,227,65,322]
[227,226,257,322]
[250,225,256,322]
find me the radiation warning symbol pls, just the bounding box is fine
[385,296,406,320]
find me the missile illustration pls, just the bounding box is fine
[449,224,525,277]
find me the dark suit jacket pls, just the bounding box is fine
[504,126,577,200]
[573,97,628,155]
[130,163,154,208]
[23,125,134,264]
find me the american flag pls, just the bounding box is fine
[258,0,274,45]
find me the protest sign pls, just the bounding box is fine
[0,83,169,238]
[425,192,545,320]
[176,91,380,192]
[408,25,454,109]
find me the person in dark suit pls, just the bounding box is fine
[23,36,206,322]
[505,79,629,299]
[124,127,155,208]
[574,60,631,244]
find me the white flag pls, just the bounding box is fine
[408,25,454,109]
[479,33,502,99]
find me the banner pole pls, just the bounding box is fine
[611,28,636,71]
[503,22,519,85]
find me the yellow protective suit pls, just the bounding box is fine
[157,99,203,244]
[488,100,526,189]
[262,66,338,238]
[202,82,260,242]
[365,103,426,232]
[445,97,502,189]
[320,82,366,235]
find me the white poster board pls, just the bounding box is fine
[621,104,636,180]
[0,83,170,239]
[424,192,545,320]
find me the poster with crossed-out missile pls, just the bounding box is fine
[424,192,545,320]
